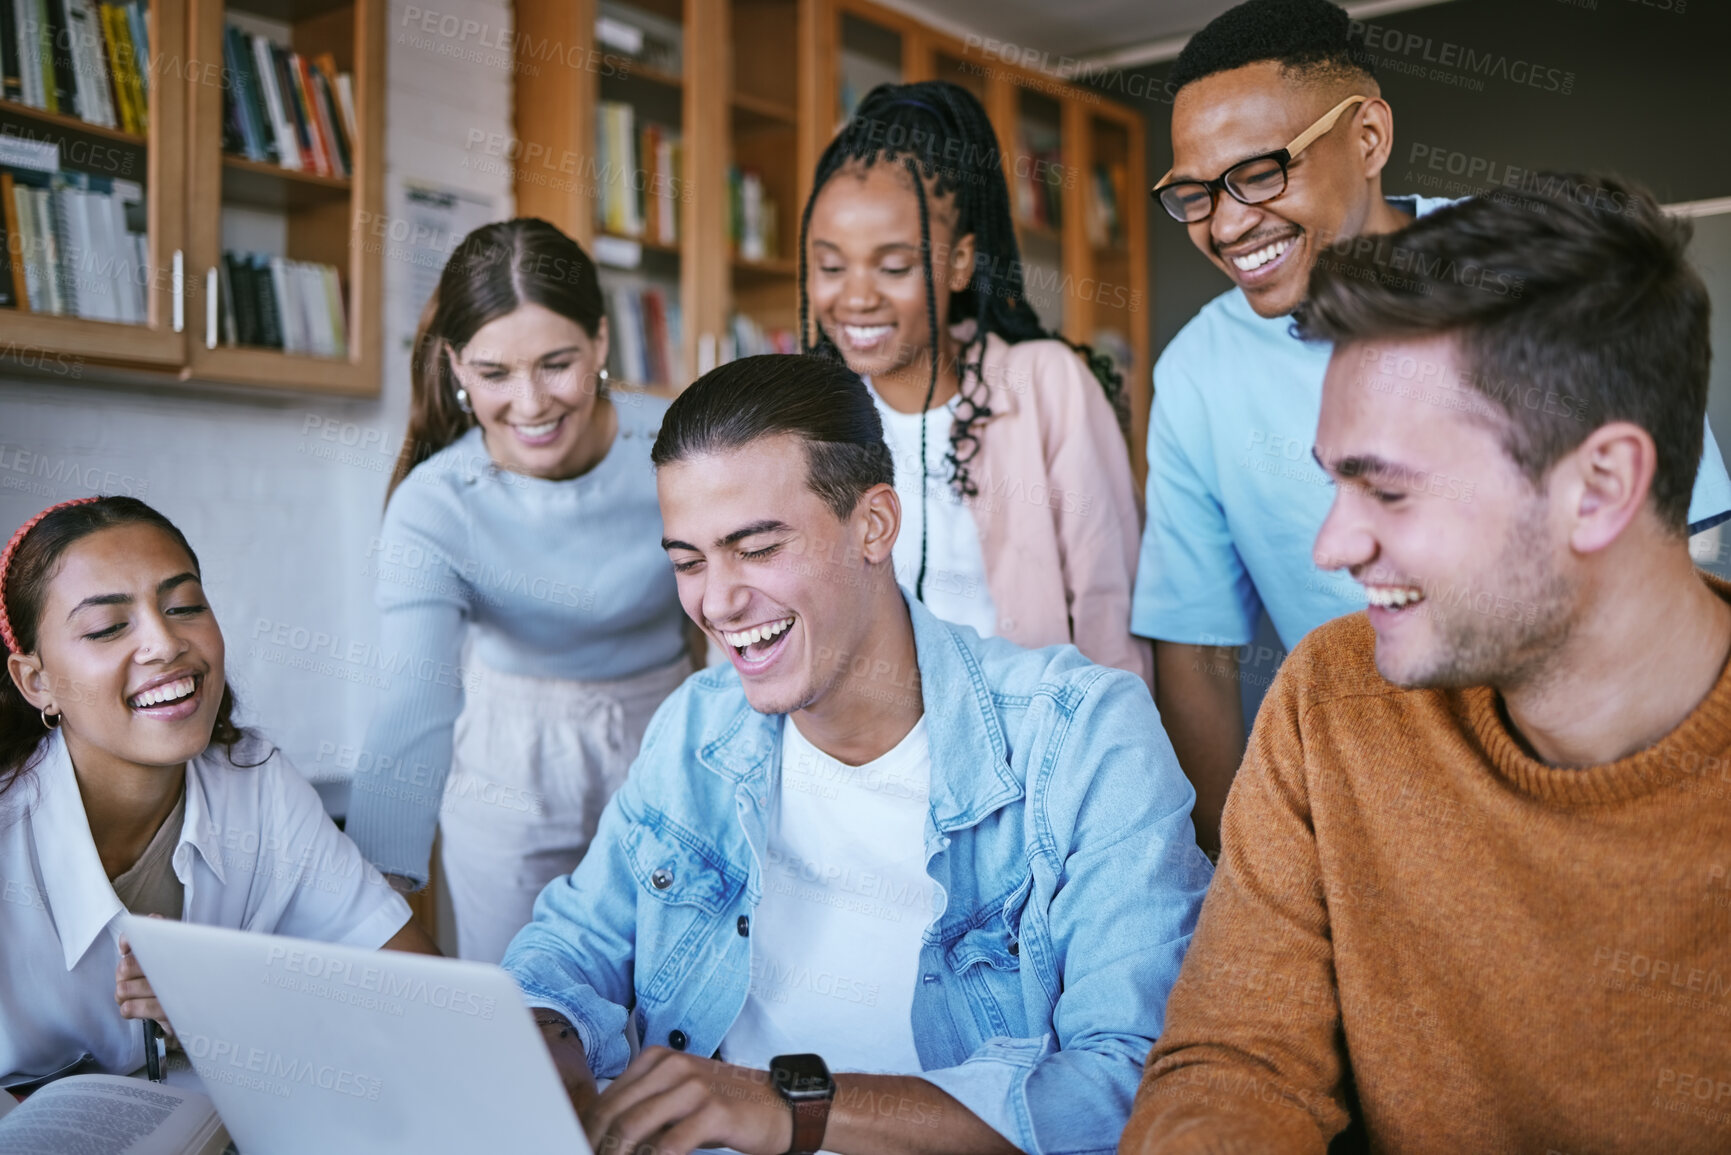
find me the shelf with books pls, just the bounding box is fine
[594,5,685,392]
[1011,87,1065,236]
[720,0,801,363]
[0,1,187,368]
[186,0,382,393]
[0,96,145,145]
[1076,102,1149,482]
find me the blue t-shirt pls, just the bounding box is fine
[1132,195,1731,649]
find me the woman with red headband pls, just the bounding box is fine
[0,496,437,1089]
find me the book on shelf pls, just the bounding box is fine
[606,281,684,388]
[1086,161,1125,249]
[724,313,796,362]
[1,156,148,323]
[596,101,640,238]
[595,102,682,247]
[1013,125,1064,233]
[0,1073,230,1154]
[594,0,682,76]
[0,1,150,132]
[727,167,776,262]
[641,120,679,247]
[222,24,354,179]
[213,250,347,357]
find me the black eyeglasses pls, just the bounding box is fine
[1152,95,1367,224]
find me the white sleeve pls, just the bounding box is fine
[246,750,412,948]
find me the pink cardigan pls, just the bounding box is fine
[956,333,1152,683]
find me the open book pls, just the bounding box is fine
[0,1075,230,1155]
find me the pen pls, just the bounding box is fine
[143,1020,164,1083]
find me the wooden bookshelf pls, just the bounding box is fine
[0,0,384,395]
[0,5,186,368]
[511,0,1149,437]
[0,97,148,145]
[185,0,384,394]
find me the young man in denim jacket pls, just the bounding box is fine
[502,354,1211,1155]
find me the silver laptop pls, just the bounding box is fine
[119,916,589,1155]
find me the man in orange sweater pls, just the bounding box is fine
[1123,175,1731,1153]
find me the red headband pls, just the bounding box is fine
[0,497,103,653]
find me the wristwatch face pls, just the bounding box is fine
[772,1053,833,1099]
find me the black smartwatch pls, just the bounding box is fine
[769,1052,834,1155]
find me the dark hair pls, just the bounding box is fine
[1296,173,1706,534]
[651,354,894,522]
[1170,0,1376,93]
[387,218,606,498]
[798,80,1124,597]
[1,497,249,799]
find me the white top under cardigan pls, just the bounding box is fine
[0,729,411,1085]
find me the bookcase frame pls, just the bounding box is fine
[185,0,384,394]
[0,2,187,366]
[0,0,385,396]
[514,0,1152,476]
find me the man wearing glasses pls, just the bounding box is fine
[1130,0,1731,857]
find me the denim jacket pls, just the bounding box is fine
[503,596,1212,1154]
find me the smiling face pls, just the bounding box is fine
[1169,61,1390,318]
[806,162,975,402]
[450,302,613,479]
[1311,334,1578,689]
[8,523,226,776]
[658,433,900,717]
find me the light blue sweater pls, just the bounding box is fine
[345,393,687,883]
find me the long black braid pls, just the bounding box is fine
[797,81,1126,600]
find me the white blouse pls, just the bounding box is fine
[0,729,410,1085]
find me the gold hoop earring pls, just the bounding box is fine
[40,708,60,730]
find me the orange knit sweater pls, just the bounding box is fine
[1123,591,1731,1154]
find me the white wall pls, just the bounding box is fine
[0,0,514,810]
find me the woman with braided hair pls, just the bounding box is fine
[800,81,1151,681]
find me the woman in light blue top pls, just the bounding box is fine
[344,219,691,962]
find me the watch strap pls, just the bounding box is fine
[786,1093,831,1155]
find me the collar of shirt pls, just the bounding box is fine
[695,592,1020,837]
[31,732,225,971]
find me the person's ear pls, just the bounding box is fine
[1357,97,1395,181]
[7,651,54,714]
[856,482,902,566]
[1563,421,1657,554]
[947,232,977,295]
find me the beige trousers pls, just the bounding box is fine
[438,653,692,962]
